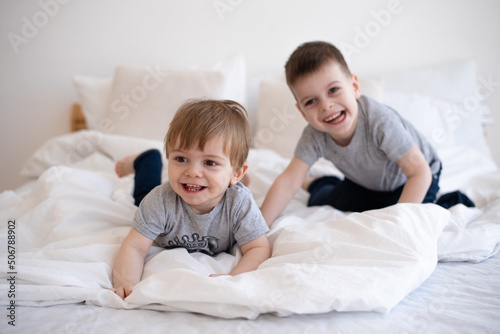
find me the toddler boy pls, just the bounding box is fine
[112,99,270,299]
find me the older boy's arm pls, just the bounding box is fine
[112,227,153,299]
[227,235,271,276]
[397,144,432,204]
[260,157,310,227]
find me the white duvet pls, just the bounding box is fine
[1,131,500,319]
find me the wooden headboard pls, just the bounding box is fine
[71,104,87,132]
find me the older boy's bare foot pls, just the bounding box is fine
[115,154,139,177]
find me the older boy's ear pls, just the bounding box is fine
[295,103,308,121]
[230,162,249,185]
[351,74,362,99]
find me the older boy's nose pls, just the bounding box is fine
[320,99,333,112]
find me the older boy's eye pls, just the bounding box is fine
[329,87,339,94]
[304,99,315,106]
[205,160,217,167]
[175,157,187,163]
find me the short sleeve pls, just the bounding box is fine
[294,125,321,166]
[132,185,168,240]
[373,111,414,162]
[228,185,269,246]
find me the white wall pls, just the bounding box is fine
[1,0,499,191]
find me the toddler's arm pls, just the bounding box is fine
[227,235,271,276]
[260,157,310,227]
[112,227,153,299]
[397,144,432,203]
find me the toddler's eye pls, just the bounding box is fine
[175,157,187,163]
[329,87,339,94]
[205,160,217,167]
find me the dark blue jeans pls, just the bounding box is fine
[132,149,163,206]
[307,165,474,212]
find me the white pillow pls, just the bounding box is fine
[192,54,248,107]
[72,55,248,133]
[99,66,224,140]
[254,76,383,158]
[254,81,307,159]
[72,76,113,130]
[357,75,384,102]
[381,59,477,103]
[381,59,491,156]
[382,92,457,150]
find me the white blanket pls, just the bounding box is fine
[1,131,500,319]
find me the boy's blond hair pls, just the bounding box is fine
[285,41,352,87]
[165,99,251,169]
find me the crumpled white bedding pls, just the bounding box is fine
[1,131,499,319]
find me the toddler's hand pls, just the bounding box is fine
[111,285,133,300]
[209,274,230,277]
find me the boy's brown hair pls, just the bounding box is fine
[285,41,352,86]
[165,99,251,169]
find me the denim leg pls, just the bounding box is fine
[307,164,446,212]
[421,163,474,208]
[422,170,440,204]
[307,176,403,212]
[307,176,342,207]
[133,149,163,206]
[436,191,475,209]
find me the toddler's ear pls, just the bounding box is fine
[230,162,249,185]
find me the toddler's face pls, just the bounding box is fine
[167,136,245,215]
[292,61,361,146]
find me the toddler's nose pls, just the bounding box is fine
[185,163,202,178]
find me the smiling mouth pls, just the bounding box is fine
[324,111,346,124]
[183,184,206,192]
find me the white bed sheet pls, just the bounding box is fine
[1,131,500,330]
[10,252,500,333]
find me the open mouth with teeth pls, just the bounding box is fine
[324,110,346,124]
[183,183,206,192]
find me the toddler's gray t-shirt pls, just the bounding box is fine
[294,95,441,191]
[133,182,269,255]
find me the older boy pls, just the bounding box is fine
[261,41,473,227]
[112,99,270,299]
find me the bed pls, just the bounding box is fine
[2,55,500,333]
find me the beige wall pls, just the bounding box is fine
[1,0,499,191]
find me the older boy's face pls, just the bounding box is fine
[292,61,361,146]
[167,136,245,215]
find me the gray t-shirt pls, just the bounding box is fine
[294,95,441,191]
[133,182,269,256]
